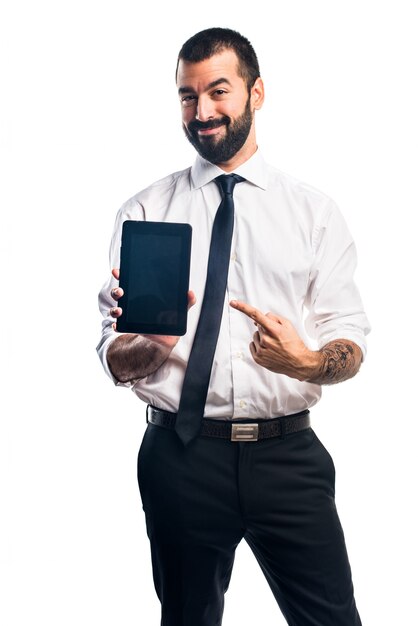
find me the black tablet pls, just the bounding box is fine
[116,220,192,335]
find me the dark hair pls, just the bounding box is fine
[176,27,260,91]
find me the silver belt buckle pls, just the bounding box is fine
[231,423,259,442]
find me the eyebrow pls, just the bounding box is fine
[178,77,232,95]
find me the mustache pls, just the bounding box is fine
[187,116,230,133]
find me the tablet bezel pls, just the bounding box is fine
[116,220,192,336]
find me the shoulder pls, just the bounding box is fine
[258,158,354,253]
[117,166,192,219]
[266,162,335,212]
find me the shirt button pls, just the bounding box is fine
[236,351,244,360]
[230,252,237,262]
[239,400,247,409]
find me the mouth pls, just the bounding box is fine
[197,126,224,136]
[188,116,229,138]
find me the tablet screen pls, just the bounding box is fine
[117,221,192,335]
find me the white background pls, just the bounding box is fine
[2,1,417,624]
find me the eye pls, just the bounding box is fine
[181,95,197,107]
[213,89,227,97]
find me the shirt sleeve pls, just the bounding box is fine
[304,200,371,358]
[96,197,145,386]
[96,277,131,387]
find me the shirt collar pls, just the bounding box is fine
[190,148,268,191]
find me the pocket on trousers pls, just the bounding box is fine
[137,425,152,501]
[311,429,336,483]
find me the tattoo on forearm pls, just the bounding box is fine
[311,340,362,385]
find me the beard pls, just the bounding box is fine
[183,96,253,164]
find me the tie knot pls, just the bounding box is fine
[215,174,245,196]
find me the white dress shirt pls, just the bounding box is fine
[97,150,370,419]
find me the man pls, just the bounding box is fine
[97,27,370,626]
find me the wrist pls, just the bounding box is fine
[300,349,325,382]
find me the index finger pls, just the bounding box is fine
[230,300,278,332]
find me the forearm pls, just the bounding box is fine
[228,301,364,385]
[306,339,362,385]
[107,334,173,383]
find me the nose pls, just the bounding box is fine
[195,95,215,122]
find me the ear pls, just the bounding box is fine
[251,77,265,111]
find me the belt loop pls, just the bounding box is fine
[278,417,284,440]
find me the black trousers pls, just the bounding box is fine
[137,422,362,626]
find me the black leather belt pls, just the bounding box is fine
[147,406,311,442]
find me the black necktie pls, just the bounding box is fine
[175,174,245,445]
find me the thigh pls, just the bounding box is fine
[243,429,361,626]
[138,424,245,626]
